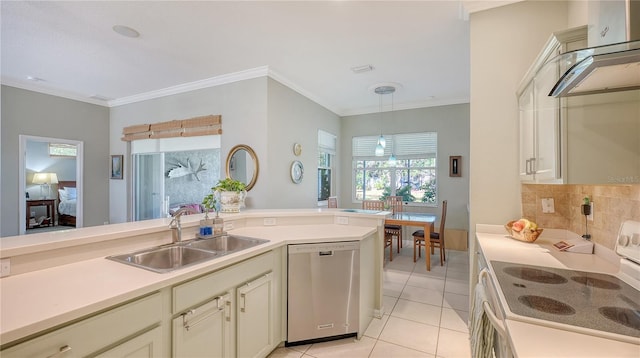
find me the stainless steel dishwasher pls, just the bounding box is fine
[286,241,360,345]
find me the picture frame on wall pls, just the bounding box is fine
[449,155,461,177]
[111,155,124,180]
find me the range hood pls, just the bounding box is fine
[549,40,640,97]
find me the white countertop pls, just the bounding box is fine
[0,215,378,345]
[476,225,640,357]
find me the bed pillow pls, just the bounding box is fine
[58,189,71,201]
[64,187,77,199]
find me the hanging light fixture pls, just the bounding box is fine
[374,85,396,157]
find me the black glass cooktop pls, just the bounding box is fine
[490,261,640,340]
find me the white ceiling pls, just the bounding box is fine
[0,1,516,116]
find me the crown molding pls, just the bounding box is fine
[266,68,342,115]
[108,66,270,107]
[1,77,110,107]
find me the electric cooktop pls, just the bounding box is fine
[490,260,640,343]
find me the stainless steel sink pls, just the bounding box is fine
[107,245,219,273]
[185,235,269,253]
[107,235,269,273]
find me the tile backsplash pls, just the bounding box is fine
[522,184,640,250]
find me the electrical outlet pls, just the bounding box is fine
[1,258,10,277]
[587,202,594,221]
[336,216,349,225]
[541,198,555,213]
[263,218,276,226]
[224,221,234,231]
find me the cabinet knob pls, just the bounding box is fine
[46,345,71,358]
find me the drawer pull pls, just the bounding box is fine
[182,296,225,331]
[46,345,72,358]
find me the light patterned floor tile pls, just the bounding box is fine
[400,285,444,307]
[444,278,470,295]
[379,316,440,355]
[383,295,399,314]
[445,268,470,282]
[442,292,470,312]
[384,269,411,285]
[364,314,390,339]
[391,298,442,326]
[439,308,469,333]
[287,344,311,354]
[412,262,447,278]
[407,275,446,291]
[383,281,405,298]
[370,340,436,358]
[267,347,305,358]
[436,328,472,357]
[304,336,376,358]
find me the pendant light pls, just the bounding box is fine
[374,85,396,157]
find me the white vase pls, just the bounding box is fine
[218,191,246,213]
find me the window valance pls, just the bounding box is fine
[121,115,222,141]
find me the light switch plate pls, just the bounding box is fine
[541,198,555,213]
[263,218,276,226]
[336,216,349,225]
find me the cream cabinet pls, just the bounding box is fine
[517,26,587,182]
[173,293,232,357]
[236,273,275,358]
[171,251,281,358]
[1,292,164,358]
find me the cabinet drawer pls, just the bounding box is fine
[173,251,274,313]
[1,292,162,357]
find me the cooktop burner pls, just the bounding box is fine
[491,261,640,341]
[599,307,640,330]
[570,275,621,290]
[503,266,567,284]
[518,295,576,315]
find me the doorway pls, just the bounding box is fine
[19,135,84,235]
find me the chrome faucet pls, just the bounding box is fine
[169,207,198,243]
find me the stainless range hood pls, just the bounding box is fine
[549,40,640,97]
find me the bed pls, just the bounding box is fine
[57,180,77,227]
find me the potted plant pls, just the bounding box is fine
[210,178,247,213]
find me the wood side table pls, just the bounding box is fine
[26,199,56,228]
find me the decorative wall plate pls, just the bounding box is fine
[293,143,302,156]
[291,160,304,184]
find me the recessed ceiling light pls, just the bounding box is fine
[351,64,374,74]
[112,25,140,38]
[26,76,45,82]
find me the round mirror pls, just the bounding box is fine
[226,144,259,191]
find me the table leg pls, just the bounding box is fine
[424,223,431,271]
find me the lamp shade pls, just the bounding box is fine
[32,173,59,184]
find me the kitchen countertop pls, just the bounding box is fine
[0,212,380,346]
[476,225,639,357]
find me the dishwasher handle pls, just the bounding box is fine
[318,250,333,256]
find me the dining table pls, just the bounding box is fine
[385,212,437,271]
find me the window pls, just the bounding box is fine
[352,132,437,204]
[318,130,336,203]
[49,143,77,157]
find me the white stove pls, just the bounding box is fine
[489,220,640,345]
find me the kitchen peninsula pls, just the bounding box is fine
[0,209,386,357]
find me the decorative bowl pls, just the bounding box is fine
[505,220,543,243]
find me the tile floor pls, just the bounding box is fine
[269,241,472,358]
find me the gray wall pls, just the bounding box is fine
[109,77,340,222]
[341,104,470,230]
[1,85,110,236]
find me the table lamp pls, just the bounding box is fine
[32,173,59,199]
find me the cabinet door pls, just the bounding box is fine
[93,326,163,358]
[533,67,561,182]
[519,82,535,180]
[173,293,231,358]
[237,272,274,358]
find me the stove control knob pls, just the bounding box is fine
[631,233,640,246]
[618,234,630,247]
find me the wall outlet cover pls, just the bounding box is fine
[541,198,555,213]
[1,258,10,277]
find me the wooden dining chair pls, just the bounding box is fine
[362,200,394,261]
[384,196,404,253]
[327,196,338,208]
[412,200,447,267]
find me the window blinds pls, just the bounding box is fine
[352,132,437,160]
[318,130,337,155]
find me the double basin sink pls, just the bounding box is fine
[107,235,269,273]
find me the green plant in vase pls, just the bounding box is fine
[211,178,247,213]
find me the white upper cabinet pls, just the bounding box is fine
[517,26,588,183]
